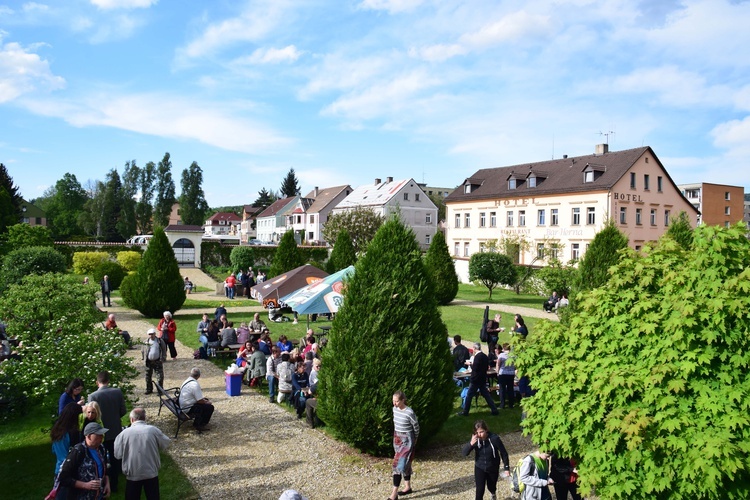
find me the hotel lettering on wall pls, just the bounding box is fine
[496,198,535,207]
[613,193,643,202]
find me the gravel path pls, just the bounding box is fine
[107,281,542,499]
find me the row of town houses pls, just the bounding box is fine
[197,144,745,281]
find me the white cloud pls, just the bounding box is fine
[177,1,291,61]
[0,39,65,103]
[234,45,302,65]
[23,2,50,13]
[711,116,750,153]
[90,0,158,9]
[408,43,466,62]
[21,92,291,153]
[299,54,392,99]
[87,14,145,43]
[358,0,425,14]
[460,10,553,48]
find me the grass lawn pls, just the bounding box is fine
[438,303,544,345]
[0,412,198,500]
[455,283,544,309]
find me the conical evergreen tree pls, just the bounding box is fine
[326,229,356,273]
[121,226,185,317]
[423,230,458,305]
[664,211,694,251]
[574,217,629,296]
[318,217,454,456]
[269,230,305,277]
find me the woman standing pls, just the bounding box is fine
[389,390,419,500]
[58,378,85,415]
[51,404,84,499]
[462,420,510,500]
[78,402,103,443]
[496,343,516,409]
[158,311,178,359]
[58,422,111,500]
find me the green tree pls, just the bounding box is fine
[120,226,185,317]
[230,246,255,272]
[0,274,136,415]
[574,218,628,296]
[136,161,156,235]
[322,206,385,253]
[78,180,106,239]
[253,188,278,208]
[427,192,446,222]
[269,230,305,277]
[664,210,694,250]
[468,252,517,299]
[154,152,176,228]
[38,173,88,239]
[101,169,125,241]
[536,259,576,298]
[0,163,22,226]
[514,224,750,499]
[326,229,356,273]
[178,161,209,225]
[318,217,454,456]
[118,160,139,239]
[1,246,66,290]
[279,168,300,198]
[5,224,54,249]
[423,230,458,305]
[0,187,17,234]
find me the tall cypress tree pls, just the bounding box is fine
[574,217,629,296]
[318,217,454,456]
[121,226,185,318]
[154,152,176,228]
[326,228,356,273]
[178,161,209,226]
[423,230,458,305]
[269,230,305,277]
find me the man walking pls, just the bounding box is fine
[143,328,166,395]
[114,408,170,500]
[458,343,499,417]
[89,370,128,493]
[100,275,112,307]
[178,367,214,431]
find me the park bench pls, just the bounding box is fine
[154,381,195,438]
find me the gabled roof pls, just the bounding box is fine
[20,198,45,218]
[335,178,412,209]
[207,211,241,223]
[257,196,298,218]
[165,224,203,232]
[242,205,264,219]
[445,146,691,205]
[304,185,353,213]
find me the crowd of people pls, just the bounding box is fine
[222,266,267,300]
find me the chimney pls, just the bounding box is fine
[386,176,393,183]
[562,154,568,159]
[595,144,609,155]
[314,186,319,197]
[375,178,381,185]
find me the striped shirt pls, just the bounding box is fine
[393,406,419,439]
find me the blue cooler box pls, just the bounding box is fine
[225,373,242,396]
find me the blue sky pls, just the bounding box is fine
[1,0,749,208]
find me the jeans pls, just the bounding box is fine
[462,381,498,414]
[228,287,235,299]
[267,375,276,401]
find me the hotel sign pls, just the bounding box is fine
[613,193,643,202]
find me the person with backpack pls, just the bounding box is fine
[519,450,554,500]
[462,420,510,500]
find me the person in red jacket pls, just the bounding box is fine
[157,311,178,359]
[225,273,237,299]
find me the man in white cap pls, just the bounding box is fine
[115,408,170,500]
[142,328,166,395]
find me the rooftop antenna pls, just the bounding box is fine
[599,130,615,145]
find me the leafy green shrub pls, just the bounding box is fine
[269,231,304,278]
[326,229,355,273]
[0,274,136,417]
[93,260,126,289]
[200,241,233,267]
[536,260,577,297]
[116,251,141,272]
[230,246,255,272]
[423,230,458,305]
[5,223,54,248]
[1,246,66,289]
[318,217,454,456]
[515,224,750,499]
[72,251,110,275]
[300,246,328,264]
[468,252,517,299]
[121,227,185,318]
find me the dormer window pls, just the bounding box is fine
[526,171,547,188]
[464,184,471,194]
[583,163,605,183]
[507,172,525,190]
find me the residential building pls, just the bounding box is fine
[744,200,750,231]
[239,204,265,243]
[677,182,744,227]
[168,202,182,226]
[20,199,47,227]
[204,212,241,238]
[255,196,298,243]
[445,145,699,282]
[284,185,352,244]
[332,177,438,249]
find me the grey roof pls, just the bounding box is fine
[257,196,298,218]
[336,178,412,208]
[445,146,690,204]
[165,224,203,232]
[303,185,352,213]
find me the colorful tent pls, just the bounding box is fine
[280,266,355,315]
[250,264,328,309]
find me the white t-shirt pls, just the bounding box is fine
[179,377,203,412]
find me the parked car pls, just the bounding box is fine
[247,239,263,245]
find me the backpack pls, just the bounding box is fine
[480,327,488,343]
[511,455,535,494]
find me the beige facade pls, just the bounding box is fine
[446,146,698,282]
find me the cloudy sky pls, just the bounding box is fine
[1,0,749,207]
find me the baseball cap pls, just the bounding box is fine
[147,328,157,335]
[84,422,109,436]
[279,490,309,500]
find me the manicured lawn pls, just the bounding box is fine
[0,412,197,500]
[455,283,544,309]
